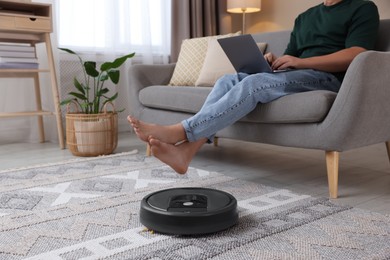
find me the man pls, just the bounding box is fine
[128,0,379,174]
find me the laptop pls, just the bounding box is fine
[217,34,275,74]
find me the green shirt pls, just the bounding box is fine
[284,0,379,81]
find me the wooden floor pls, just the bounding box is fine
[1,132,389,215]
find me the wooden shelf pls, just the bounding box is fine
[0,0,64,148]
[0,69,50,77]
[0,110,53,118]
[0,0,52,33]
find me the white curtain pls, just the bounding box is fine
[0,0,171,145]
[57,0,171,64]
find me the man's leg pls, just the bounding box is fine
[198,73,248,111]
[128,74,246,144]
[183,69,341,142]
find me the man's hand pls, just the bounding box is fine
[268,47,366,72]
[264,52,277,66]
[271,55,300,70]
[264,53,300,70]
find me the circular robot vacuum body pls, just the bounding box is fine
[140,187,238,235]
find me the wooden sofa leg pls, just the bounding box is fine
[146,143,151,156]
[385,142,390,163]
[325,151,339,199]
[213,137,219,147]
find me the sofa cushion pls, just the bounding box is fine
[140,86,211,114]
[139,86,337,123]
[169,32,241,86]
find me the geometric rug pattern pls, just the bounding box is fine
[0,151,389,259]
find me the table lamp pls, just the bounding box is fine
[227,0,261,34]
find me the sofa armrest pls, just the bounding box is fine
[320,51,390,150]
[128,63,176,118]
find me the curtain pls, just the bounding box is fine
[171,0,223,62]
[57,0,171,64]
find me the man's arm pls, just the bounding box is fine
[271,46,366,72]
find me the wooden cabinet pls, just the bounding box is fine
[0,0,64,148]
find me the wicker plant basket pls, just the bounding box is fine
[65,102,118,157]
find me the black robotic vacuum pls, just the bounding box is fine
[140,187,238,235]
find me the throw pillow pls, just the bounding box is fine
[195,40,267,87]
[169,32,241,86]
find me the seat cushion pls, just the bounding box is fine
[139,86,337,123]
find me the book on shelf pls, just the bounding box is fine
[0,44,38,69]
[0,62,39,69]
[0,50,36,58]
[0,44,35,52]
[0,56,38,63]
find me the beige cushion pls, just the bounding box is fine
[169,32,241,86]
[195,40,267,87]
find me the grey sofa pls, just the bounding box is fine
[128,19,390,199]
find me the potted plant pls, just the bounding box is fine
[59,48,135,156]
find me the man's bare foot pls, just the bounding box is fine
[127,116,186,144]
[149,137,207,174]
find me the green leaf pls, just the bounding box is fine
[73,78,85,95]
[100,52,135,71]
[69,91,88,100]
[58,47,77,55]
[99,72,109,81]
[97,88,110,96]
[107,92,118,102]
[84,61,96,69]
[84,61,99,77]
[60,98,74,106]
[100,61,113,71]
[80,103,90,113]
[111,53,135,68]
[108,70,120,84]
[59,48,84,68]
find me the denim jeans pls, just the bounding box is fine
[182,69,341,142]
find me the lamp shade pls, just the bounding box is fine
[227,0,261,13]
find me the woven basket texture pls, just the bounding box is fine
[65,112,118,156]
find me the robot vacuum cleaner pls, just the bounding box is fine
[140,187,238,235]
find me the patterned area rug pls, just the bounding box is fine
[0,151,389,260]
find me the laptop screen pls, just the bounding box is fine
[217,35,272,74]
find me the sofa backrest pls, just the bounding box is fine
[376,19,390,51]
[252,19,390,55]
[252,30,291,57]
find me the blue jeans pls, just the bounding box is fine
[182,69,341,142]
